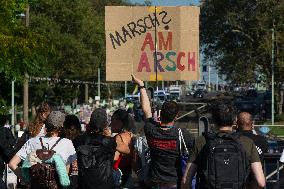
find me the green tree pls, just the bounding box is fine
[201,0,284,84]
[0,0,53,81]
[27,0,131,102]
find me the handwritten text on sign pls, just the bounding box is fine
[137,32,195,72]
[105,6,200,81]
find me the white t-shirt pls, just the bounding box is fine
[17,137,77,165]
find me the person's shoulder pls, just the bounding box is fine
[239,135,255,144]
[60,137,73,144]
[194,135,206,146]
[180,128,194,139]
[27,136,40,143]
[254,134,267,142]
[0,127,12,136]
[144,118,157,133]
[144,118,156,126]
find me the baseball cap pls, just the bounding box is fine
[45,111,66,131]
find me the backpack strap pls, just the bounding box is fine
[50,138,62,151]
[178,128,189,155]
[39,137,45,150]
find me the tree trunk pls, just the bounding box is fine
[85,84,89,104]
[23,75,29,128]
[280,90,283,115]
[31,105,36,119]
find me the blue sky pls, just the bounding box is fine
[129,0,200,6]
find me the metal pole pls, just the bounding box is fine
[154,6,158,93]
[98,68,101,98]
[216,72,219,91]
[84,84,88,104]
[162,81,164,90]
[125,81,127,98]
[23,5,29,126]
[208,63,211,91]
[11,80,15,126]
[272,26,275,125]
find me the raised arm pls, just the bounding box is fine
[132,75,152,119]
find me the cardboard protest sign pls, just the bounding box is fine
[105,6,200,81]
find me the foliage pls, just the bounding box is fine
[201,0,284,84]
[0,99,9,116]
[26,0,132,103]
[0,0,53,81]
[275,113,284,122]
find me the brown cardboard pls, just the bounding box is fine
[105,6,200,81]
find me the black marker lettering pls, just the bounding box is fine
[109,31,126,49]
[127,22,141,37]
[137,18,146,33]
[144,16,153,29]
[159,11,171,25]
[122,26,132,42]
[149,13,160,28]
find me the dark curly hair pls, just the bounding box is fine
[63,115,81,140]
[112,109,135,132]
[160,101,179,124]
[89,108,108,133]
[211,103,237,127]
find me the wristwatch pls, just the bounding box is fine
[138,85,145,90]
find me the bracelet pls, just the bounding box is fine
[138,85,145,90]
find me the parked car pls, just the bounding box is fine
[193,89,206,98]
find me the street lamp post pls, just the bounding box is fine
[23,5,30,127]
[271,25,275,125]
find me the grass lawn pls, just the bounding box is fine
[259,113,284,137]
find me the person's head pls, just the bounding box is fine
[160,101,179,124]
[0,115,9,127]
[110,109,135,133]
[236,112,253,131]
[29,102,51,137]
[88,108,108,133]
[63,115,81,140]
[45,111,66,137]
[211,103,237,129]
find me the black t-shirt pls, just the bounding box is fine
[75,133,117,189]
[237,130,268,161]
[144,118,193,183]
[238,130,268,188]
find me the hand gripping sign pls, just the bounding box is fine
[105,6,200,81]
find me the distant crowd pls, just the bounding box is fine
[0,75,283,189]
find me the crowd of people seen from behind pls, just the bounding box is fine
[0,75,283,189]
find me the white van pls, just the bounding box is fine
[169,85,182,100]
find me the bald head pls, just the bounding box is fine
[237,112,253,131]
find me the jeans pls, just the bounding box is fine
[151,186,177,189]
[150,183,178,189]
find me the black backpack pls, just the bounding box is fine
[197,132,249,189]
[77,134,114,187]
